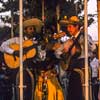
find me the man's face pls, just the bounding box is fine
[67,24,79,36]
[25,26,35,34]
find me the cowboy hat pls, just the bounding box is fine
[23,18,44,33]
[67,16,80,24]
[60,16,82,26]
[15,18,44,33]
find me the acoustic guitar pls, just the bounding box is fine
[60,27,83,71]
[4,40,36,69]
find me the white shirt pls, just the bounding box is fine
[90,57,99,78]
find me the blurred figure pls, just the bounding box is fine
[34,42,64,100]
[90,51,99,100]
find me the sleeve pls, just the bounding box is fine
[0,37,20,54]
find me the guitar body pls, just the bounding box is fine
[23,40,36,59]
[4,40,36,69]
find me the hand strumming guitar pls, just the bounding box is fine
[63,39,74,54]
[63,39,81,57]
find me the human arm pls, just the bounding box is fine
[0,37,20,54]
[53,38,81,59]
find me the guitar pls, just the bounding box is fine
[4,40,36,69]
[60,27,83,71]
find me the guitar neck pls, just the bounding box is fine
[23,44,37,54]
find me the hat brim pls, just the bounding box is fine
[59,20,69,26]
[60,20,82,26]
[23,18,44,33]
[67,21,82,25]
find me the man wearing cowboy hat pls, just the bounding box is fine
[55,16,96,100]
[0,18,44,56]
[65,16,96,68]
[63,16,84,100]
[0,18,44,100]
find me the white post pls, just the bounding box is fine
[19,0,23,100]
[84,0,89,100]
[97,0,100,80]
[97,1,100,99]
[97,0,100,100]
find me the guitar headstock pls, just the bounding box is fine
[53,32,66,39]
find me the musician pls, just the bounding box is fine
[55,16,96,100]
[0,18,43,100]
